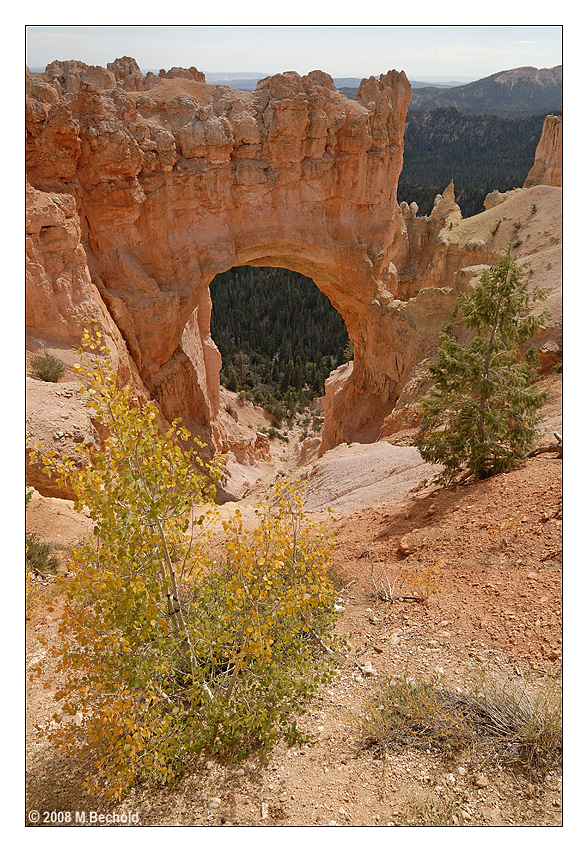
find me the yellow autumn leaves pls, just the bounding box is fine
[30,327,343,800]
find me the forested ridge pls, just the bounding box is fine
[406,66,561,117]
[339,67,558,217]
[398,108,547,217]
[210,266,351,421]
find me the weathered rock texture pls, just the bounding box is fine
[26,57,563,482]
[25,180,143,387]
[27,58,427,456]
[525,114,562,188]
[381,182,562,436]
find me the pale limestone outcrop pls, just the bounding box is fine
[107,56,145,91]
[36,57,207,96]
[484,188,523,210]
[525,114,562,188]
[44,59,117,95]
[157,66,206,83]
[394,180,561,302]
[26,59,416,459]
[297,436,322,468]
[394,181,462,300]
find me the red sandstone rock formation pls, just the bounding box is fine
[524,113,562,188]
[25,180,143,389]
[26,58,421,456]
[26,57,562,476]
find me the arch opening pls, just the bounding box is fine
[209,265,353,433]
[154,233,405,458]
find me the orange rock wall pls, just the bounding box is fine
[25,60,564,456]
[25,180,145,391]
[525,114,562,188]
[27,61,432,450]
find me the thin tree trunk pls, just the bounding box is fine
[155,520,214,700]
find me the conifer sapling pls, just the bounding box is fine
[416,246,550,484]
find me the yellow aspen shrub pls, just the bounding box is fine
[186,478,345,759]
[30,328,344,800]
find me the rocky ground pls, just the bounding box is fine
[25,374,563,830]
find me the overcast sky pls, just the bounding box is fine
[25,24,562,81]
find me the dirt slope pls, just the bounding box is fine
[25,375,562,828]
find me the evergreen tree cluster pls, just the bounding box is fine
[398,108,546,217]
[210,266,350,421]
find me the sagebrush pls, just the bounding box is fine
[30,350,66,383]
[358,669,562,777]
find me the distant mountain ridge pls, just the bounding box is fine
[201,74,466,92]
[201,67,562,118]
[407,65,562,117]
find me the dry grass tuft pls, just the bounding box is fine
[358,668,561,778]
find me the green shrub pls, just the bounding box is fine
[416,246,550,484]
[30,351,66,383]
[393,799,456,827]
[267,427,289,443]
[26,533,59,575]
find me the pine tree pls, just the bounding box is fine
[416,246,550,485]
[343,340,354,364]
[226,369,238,393]
[280,360,294,396]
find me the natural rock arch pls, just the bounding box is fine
[26,60,450,451]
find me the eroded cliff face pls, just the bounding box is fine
[525,114,562,188]
[26,59,423,455]
[25,181,143,387]
[380,180,562,438]
[26,58,562,479]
